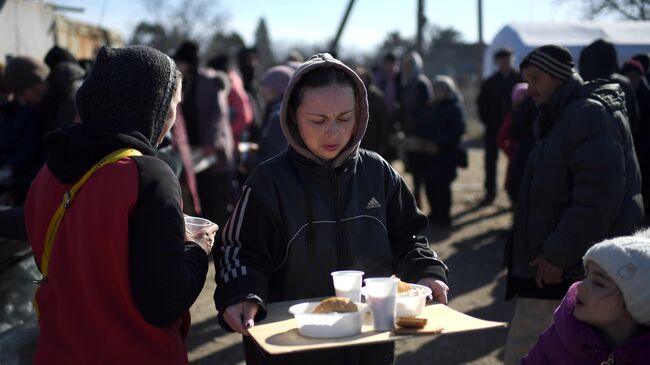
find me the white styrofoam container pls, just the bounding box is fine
[288,302,368,338]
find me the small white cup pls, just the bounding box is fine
[331,270,364,302]
[184,215,213,233]
[363,277,399,331]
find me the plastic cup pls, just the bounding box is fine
[184,215,213,233]
[331,270,364,302]
[363,277,399,331]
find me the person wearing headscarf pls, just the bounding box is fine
[409,75,466,227]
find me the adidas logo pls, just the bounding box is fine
[366,197,381,209]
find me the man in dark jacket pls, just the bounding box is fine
[477,48,520,205]
[579,39,639,146]
[504,45,644,365]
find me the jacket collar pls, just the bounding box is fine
[44,123,156,184]
[536,73,584,138]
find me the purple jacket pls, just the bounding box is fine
[522,282,650,365]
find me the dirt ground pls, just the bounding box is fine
[186,144,516,365]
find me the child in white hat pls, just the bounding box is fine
[522,230,650,364]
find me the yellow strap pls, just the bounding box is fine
[38,148,142,280]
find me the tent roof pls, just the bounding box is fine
[508,22,650,46]
[482,22,650,78]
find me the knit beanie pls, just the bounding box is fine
[76,45,178,145]
[173,41,199,67]
[520,44,575,81]
[44,45,77,70]
[4,56,50,94]
[583,233,650,326]
[262,65,293,96]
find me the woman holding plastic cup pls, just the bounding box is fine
[24,46,217,364]
[214,54,449,365]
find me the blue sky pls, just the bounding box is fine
[60,0,604,54]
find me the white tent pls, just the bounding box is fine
[483,22,650,78]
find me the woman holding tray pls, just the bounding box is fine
[213,53,449,365]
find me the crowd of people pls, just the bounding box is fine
[1,36,649,364]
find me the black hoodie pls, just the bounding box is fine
[213,54,447,365]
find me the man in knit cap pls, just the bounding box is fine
[503,44,644,365]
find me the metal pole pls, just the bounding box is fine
[478,0,484,45]
[416,0,425,54]
[330,0,356,54]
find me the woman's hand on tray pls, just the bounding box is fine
[416,278,449,305]
[224,300,260,336]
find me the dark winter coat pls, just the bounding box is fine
[410,98,466,182]
[509,75,644,299]
[477,70,521,135]
[579,40,639,137]
[40,61,85,132]
[360,84,391,156]
[243,98,287,170]
[0,101,44,204]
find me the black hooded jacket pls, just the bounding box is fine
[579,40,640,138]
[213,54,447,365]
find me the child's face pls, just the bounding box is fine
[296,84,357,161]
[574,262,627,328]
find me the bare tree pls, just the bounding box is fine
[255,18,276,71]
[572,0,650,20]
[134,0,227,48]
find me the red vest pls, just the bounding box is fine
[25,159,190,365]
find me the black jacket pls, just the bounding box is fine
[213,53,447,365]
[509,76,644,299]
[410,97,466,182]
[477,70,521,134]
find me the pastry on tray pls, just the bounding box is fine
[396,316,428,329]
[312,297,358,314]
[391,274,413,293]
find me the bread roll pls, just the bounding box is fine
[312,297,358,313]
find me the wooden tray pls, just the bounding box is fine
[247,298,507,355]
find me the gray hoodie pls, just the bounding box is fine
[280,53,369,168]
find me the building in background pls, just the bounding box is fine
[0,0,123,64]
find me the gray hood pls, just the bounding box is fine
[280,53,368,169]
